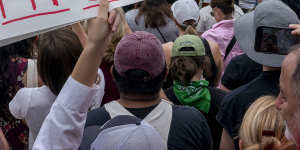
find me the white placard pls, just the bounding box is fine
[0,0,143,47]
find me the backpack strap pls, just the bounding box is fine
[224,36,237,61]
[156,27,168,43]
[201,38,218,87]
[105,100,173,150]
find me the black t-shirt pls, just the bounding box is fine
[217,71,280,147]
[164,87,226,150]
[83,103,213,150]
[222,54,262,90]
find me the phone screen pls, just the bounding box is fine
[255,26,300,55]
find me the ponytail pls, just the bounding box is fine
[169,56,211,82]
[184,25,198,35]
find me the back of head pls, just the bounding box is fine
[171,0,200,35]
[37,28,82,96]
[170,35,211,82]
[239,96,287,149]
[136,0,173,28]
[210,0,235,15]
[113,31,166,96]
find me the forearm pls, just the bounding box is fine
[71,43,105,87]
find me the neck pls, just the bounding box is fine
[263,66,281,71]
[223,14,233,20]
[191,70,204,81]
[118,93,161,108]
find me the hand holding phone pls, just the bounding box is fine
[290,24,300,35]
[255,26,300,55]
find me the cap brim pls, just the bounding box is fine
[234,12,286,67]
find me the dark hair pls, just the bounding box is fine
[169,54,211,82]
[0,39,34,105]
[37,28,82,96]
[136,0,173,28]
[210,0,234,15]
[112,66,167,96]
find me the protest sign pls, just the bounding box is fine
[0,0,143,47]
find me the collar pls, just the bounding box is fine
[212,19,234,29]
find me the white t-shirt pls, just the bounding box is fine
[9,69,105,150]
[196,4,244,33]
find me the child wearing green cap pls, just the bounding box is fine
[164,35,226,150]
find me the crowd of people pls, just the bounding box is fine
[0,0,300,149]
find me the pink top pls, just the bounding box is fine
[202,19,244,69]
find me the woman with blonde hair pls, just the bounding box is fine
[239,96,294,150]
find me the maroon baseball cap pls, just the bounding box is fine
[114,31,166,79]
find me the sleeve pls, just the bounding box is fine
[221,58,241,90]
[89,69,105,110]
[9,88,31,119]
[32,76,104,150]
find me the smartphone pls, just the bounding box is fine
[254,26,300,55]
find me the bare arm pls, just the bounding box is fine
[71,0,120,87]
[0,129,9,150]
[219,129,235,150]
[207,40,224,87]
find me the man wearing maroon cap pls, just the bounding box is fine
[80,31,213,150]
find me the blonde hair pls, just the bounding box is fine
[239,96,287,149]
[102,8,130,65]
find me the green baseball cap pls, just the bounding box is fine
[172,35,206,57]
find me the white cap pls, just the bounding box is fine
[80,115,164,150]
[171,0,200,27]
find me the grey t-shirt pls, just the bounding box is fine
[125,9,179,43]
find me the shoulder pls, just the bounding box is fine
[86,106,111,127]
[169,105,213,150]
[233,4,244,17]
[125,9,139,20]
[9,87,35,119]
[172,105,207,124]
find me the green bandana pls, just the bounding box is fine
[173,80,211,113]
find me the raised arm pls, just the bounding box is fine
[32,0,120,149]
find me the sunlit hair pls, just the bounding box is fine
[239,96,288,149]
[102,8,130,65]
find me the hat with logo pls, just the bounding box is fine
[172,35,206,57]
[114,31,166,79]
[79,115,164,150]
[171,0,200,27]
